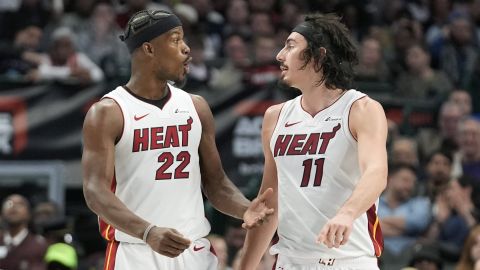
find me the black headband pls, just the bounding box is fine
[122,14,182,53]
[292,22,316,43]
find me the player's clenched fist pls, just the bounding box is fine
[145,227,191,257]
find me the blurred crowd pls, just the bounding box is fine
[1,0,480,269]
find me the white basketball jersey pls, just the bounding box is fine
[98,84,210,244]
[269,90,383,259]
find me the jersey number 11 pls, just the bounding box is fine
[300,158,325,187]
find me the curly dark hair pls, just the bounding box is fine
[297,13,358,90]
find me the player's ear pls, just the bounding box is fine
[142,42,154,56]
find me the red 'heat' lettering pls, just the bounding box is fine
[133,128,149,152]
[286,134,307,155]
[132,117,193,152]
[273,123,341,157]
[273,135,292,157]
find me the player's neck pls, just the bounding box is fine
[300,85,345,116]
[126,75,169,100]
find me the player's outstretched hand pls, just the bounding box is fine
[242,188,275,229]
[146,227,191,257]
[316,212,354,248]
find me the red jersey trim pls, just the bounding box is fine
[99,173,117,241]
[100,97,125,145]
[347,95,367,142]
[299,90,348,118]
[367,204,384,257]
[104,240,119,270]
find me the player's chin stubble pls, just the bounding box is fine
[172,76,187,89]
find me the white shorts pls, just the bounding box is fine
[104,238,218,270]
[274,254,380,270]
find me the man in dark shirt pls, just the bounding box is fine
[0,194,47,270]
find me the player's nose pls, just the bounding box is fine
[182,42,190,55]
[276,48,285,62]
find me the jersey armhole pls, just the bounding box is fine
[343,95,367,146]
[100,97,125,146]
[271,102,286,132]
[267,103,286,152]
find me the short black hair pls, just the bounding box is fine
[388,162,417,177]
[426,149,453,165]
[296,13,358,90]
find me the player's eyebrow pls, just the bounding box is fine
[169,28,183,37]
[285,38,297,45]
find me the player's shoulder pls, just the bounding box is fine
[89,98,121,115]
[84,97,123,126]
[188,93,207,104]
[262,102,286,133]
[351,95,384,115]
[264,102,285,120]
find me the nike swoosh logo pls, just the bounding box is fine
[193,245,205,251]
[285,121,302,127]
[134,113,149,121]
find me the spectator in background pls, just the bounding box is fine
[33,201,60,231]
[223,0,251,40]
[247,0,278,28]
[386,17,424,78]
[115,0,153,29]
[395,44,452,100]
[244,36,279,90]
[59,0,96,38]
[247,0,275,13]
[0,0,52,41]
[425,175,476,261]
[390,137,420,168]
[44,243,77,270]
[209,34,250,92]
[183,34,211,92]
[354,37,391,84]
[417,101,463,161]
[439,13,478,89]
[453,117,480,180]
[420,150,453,200]
[32,201,73,250]
[277,0,306,30]
[24,27,104,84]
[456,225,480,270]
[0,194,47,270]
[338,2,369,41]
[405,243,444,270]
[207,234,231,270]
[76,2,130,80]
[0,25,42,79]
[231,246,275,270]
[379,164,431,257]
[425,0,452,47]
[173,3,199,37]
[188,0,224,60]
[224,218,246,267]
[387,119,401,152]
[250,12,275,39]
[448,89,473,117]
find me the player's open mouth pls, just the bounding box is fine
[184,57,192,74]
